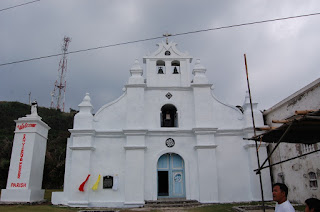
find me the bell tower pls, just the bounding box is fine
[143,41,193,87]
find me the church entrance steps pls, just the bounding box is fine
[144,199,201,208]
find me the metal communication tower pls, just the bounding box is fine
[50,36,71,112]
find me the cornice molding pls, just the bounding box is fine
[69,146,95,151]
[95,131,124,138]
[123,129,148,136]
[192,128,218,134]
[69,129,96,136]
[145,87,192,91]
[15,117,50,130]
[125,84,146,88]
[194,144,218,149]
[124,145,147,150]
[190,83,213,88]
[215,129,245,136]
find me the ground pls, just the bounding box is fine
[0,190,305,212]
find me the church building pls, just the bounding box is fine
[52,41,272,207]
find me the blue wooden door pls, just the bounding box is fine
[157,153,185,198]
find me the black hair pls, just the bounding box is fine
[305,198,320,212]
[273,183,288,197]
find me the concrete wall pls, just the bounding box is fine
[52,41,273,207]
[264,78,320,203]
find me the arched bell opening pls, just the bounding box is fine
[171,60,180,74]
[157,60,165,74]
[160,104,178,127]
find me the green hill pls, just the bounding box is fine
[0,101,76,189]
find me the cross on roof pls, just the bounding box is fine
[163,32,172,44]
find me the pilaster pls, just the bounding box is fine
[67,130,95,206]
[125,60,146,129]
[123,130,147,206]
[193,128,219,203]
[191,60,214,127]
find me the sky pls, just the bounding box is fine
[1,0,320,113]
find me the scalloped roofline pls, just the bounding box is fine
[209,87,244,120]
[94,92,127,119]
[143,41,192,63]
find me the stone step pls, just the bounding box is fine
[145,199,201,208]
[145,203,201,208]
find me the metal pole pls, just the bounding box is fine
[244,54,265,212]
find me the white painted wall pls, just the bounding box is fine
[52,41,272,207]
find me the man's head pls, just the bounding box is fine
[272,183,288,204]
[305,198,320,212]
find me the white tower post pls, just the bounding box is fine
[0,102,50,202]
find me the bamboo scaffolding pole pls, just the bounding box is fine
[272,120,290,123]
[256,127,277,131]
[244,54,266,212]
[295,110,316,115]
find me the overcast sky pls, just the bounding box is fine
[1,0,320,113]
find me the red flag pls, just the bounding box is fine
[78,174,90,192]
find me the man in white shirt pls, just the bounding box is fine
[273,183,295,212]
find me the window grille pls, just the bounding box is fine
[301,144,315,154]
[309,172,318,189]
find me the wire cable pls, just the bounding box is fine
[0,0,40,12]
[1,11,320,67]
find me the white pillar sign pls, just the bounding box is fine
[0,103,50,202]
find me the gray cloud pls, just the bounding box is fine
[1,0,320,113]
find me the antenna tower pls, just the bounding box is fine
[50,36,71,112]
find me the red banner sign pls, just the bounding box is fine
[17,134,26,179]
[11,183,27,188]
[17,123,36,130]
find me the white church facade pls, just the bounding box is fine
[52,41,272,207]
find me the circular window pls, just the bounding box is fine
[165,138,175,148]
[165,50,171,56]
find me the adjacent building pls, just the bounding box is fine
[263,78,320,203]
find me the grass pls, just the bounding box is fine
[0,190,78,212]
[0,190,306,212]
[187,203,239,212]
[0,205,78,212]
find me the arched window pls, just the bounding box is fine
[161,104,178,127]
[309,172,318,189]
[171,60,180,74]
[157,60,165,74]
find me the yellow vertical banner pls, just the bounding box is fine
[92,174,101,191]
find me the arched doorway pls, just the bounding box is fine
[157,153,185,198]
